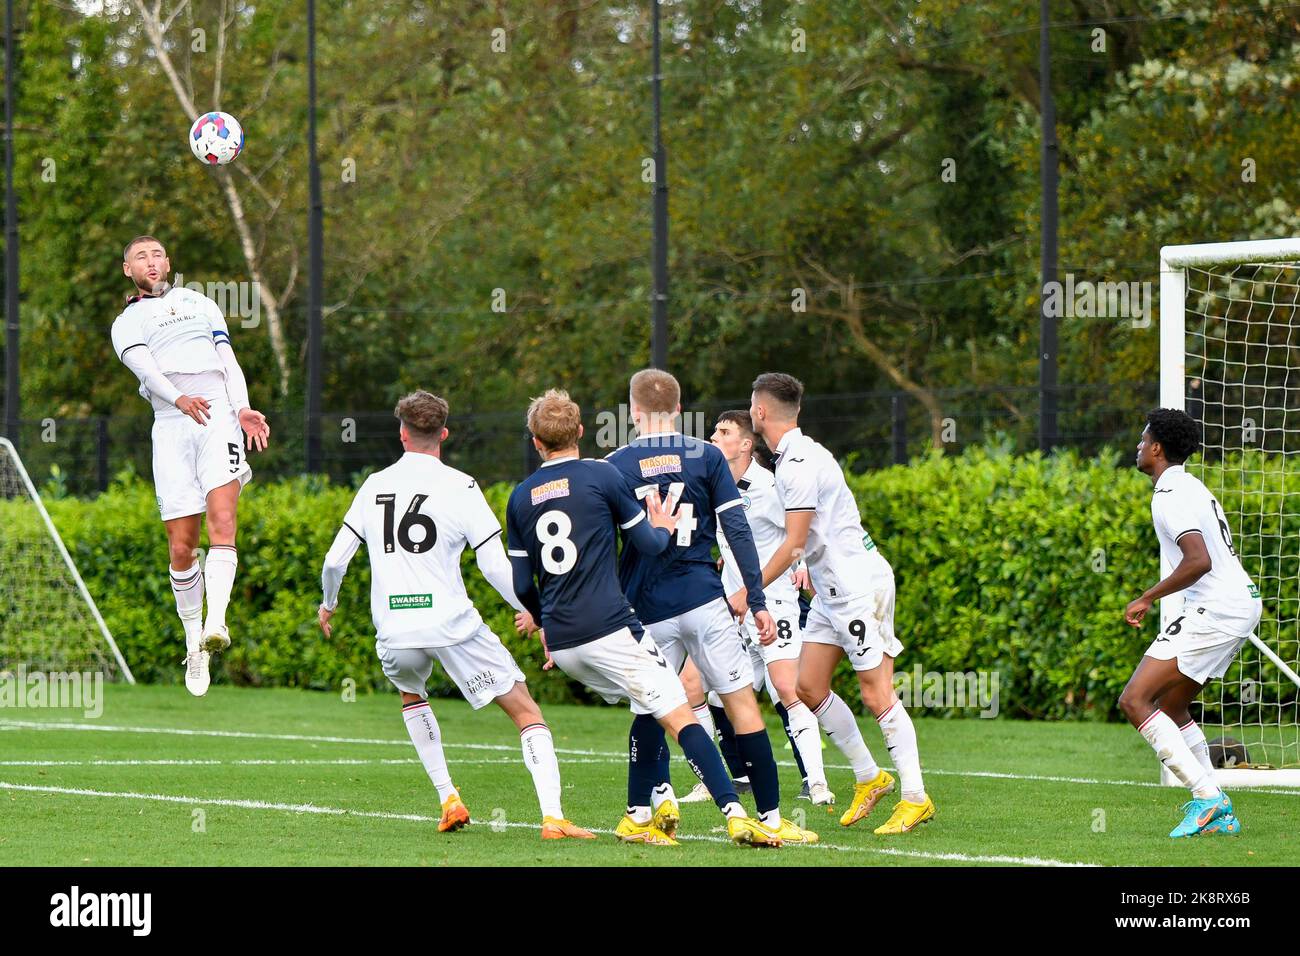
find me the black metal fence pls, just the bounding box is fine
[7,382,1158,498]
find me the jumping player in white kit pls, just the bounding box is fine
[1120,408,1263,838]
[318,391,595,841]
[111,236,270,697]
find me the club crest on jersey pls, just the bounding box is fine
[530,478,570,505]
[639,454,682,477]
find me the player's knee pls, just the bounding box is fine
[769,672,797,703]
[168,541,197,569]
[1117,687,1147,724]
[796,678,826,709]
[206,510,236,541]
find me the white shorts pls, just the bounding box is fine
[152,402,252,521]
[549,627,688,719]
[1145,604,1262,685]
[377,625,526,709]
[644,597,754,696]
[803,578,903,672]
[740,596,802,667]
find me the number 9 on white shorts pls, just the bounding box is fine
[802,578,904,672]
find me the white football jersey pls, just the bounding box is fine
[1152,465,1262,632]
[341,452,504,648]
[772,427,891,603]
[111,287,230,411]
[717,459,797,605]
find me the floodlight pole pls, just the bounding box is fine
[305,0,324,471]
[3,0,18,447]
[1038,0,1059,452]
[650,0,668,369]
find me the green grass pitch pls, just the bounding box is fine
[1,684,1295,866]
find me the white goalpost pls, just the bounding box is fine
[1159,238,1300,788]
[0,436,134,683]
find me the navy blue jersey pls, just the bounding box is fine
[507,456,671,651]
[606,432,767,625]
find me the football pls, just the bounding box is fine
[188,110,245,166]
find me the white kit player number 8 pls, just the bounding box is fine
[537,510,578,574]
[375,493,437,554]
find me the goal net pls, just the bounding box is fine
[0,437,133,682]
[1160,239,1300,786]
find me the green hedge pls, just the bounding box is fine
[5,448,1296,718]
[8,476,600,705]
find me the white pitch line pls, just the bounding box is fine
[5,718,1299,796]
[0,780,1094,868]
[0,757,617,768]
[0,719,613,756]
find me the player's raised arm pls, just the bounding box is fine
[208,307,270,451]
[319,498,366,636]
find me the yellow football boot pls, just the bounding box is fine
[652,796,681,838]
[727,815,783,848]
[437,793,470,833]
[839,769,895,827]
[614,815,679,846]
[541,816,597,840]
[873,796,936,835]
[759,817,820,844]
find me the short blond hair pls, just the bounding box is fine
[527,389,581,452]
[629,368,680,416]
[394,390,449,442]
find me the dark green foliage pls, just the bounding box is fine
[10,447,1298,720]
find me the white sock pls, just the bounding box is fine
[169,563,205,653]
[877,700,926,803]
[786,699,827,787]
[627,804,653,824]
[813,692,879,781]
[692,702,717,740]
[520,723,564,819]
[401,701,457,802]
[203,546,238,633]
[1139,710,1219,799]
[759,808,781,829]
[651,781,676,809]
[721,801,746,820]
[1180,719,1214,774]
